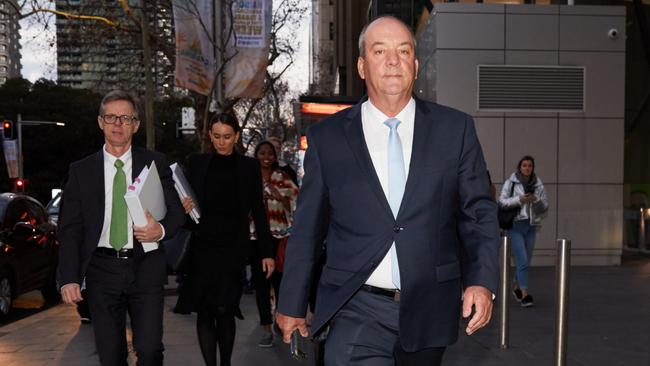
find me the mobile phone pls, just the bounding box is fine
[290,329,307,361]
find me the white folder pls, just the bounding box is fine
[124,161,167,252]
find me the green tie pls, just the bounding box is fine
[109,159,128,250]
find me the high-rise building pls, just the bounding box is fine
[0,0,21,86]
[55,0,175,97]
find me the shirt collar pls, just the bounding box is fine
[103,145,132,166]
[366,97,416,126]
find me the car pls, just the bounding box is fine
[45,191,62,226]
[0,193,60,316]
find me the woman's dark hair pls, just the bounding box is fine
[209,111,241,133]
[254,140,280,169]
[254,140,276,159]
[517,155,536,173]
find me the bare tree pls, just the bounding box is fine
[14,0,308,155]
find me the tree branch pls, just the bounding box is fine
[19,8,119,27]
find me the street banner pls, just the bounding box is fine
[224,0,272,99]
[2,140,19,178]
[172,0,215,96]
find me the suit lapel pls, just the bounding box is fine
[399,99,435,216]
[131,146,146,181]
[91,150,105,225]
[342,103,394,219]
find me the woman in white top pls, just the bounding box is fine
[499,155,549,307]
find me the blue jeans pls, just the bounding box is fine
[509,219,537,290]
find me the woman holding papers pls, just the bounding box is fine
[249,140,299,347]
[181,112,274,366]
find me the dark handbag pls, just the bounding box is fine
[498,182,519,230]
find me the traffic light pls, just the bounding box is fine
[2,120,14,140]
[14,178,25,193]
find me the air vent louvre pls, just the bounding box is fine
[478,65,585,112]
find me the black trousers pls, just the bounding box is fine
[324,290,445,366]
[85,252,164,366]
[251,238,282,326]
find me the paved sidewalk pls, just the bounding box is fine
[0,260,648,365]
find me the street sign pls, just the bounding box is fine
[2,139,19,178]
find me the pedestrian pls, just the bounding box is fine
[180,111,275,366]
[267,136,298,185]
[250,140,299,348]
[57,89,186,366]
[276,16,499,366]
[498,155,549,307]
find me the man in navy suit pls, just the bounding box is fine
[58,90,185,365]
[276,16,499,365]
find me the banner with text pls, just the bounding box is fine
[3,140,19,178]
[172,0,215,96]
[224,0,272,99]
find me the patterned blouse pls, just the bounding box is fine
[250,169,299,239]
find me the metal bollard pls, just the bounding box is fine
[554,239,571,366]
[639,207,646,251]
[498,234,511,349]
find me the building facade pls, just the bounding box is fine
[55,0,175,97]
[0,0,21,86]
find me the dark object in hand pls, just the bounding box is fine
[290,329,307,361]
[524,185,535,194]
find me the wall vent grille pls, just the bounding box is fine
[477,65,585,112]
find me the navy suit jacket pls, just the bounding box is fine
[57,146,186,288]
[277,98,500,351]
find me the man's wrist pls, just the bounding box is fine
[61,283,79,291]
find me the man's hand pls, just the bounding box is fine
[61,283,83,305]
[276,312,309,344]
[133,210,163,242]
[462,285,493,335]
[262,258,275,279]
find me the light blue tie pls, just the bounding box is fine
[385,118,406,289]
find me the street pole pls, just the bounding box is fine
[17,113,23,178]
[14,116,65,180]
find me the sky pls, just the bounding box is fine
[18,2,310,93]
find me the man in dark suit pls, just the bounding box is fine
[58,90,185,366]
[276,16,499,365]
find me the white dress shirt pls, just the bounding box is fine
[98,146,135,249]
[363,98,416,290]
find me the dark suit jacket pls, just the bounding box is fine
[185,152,273,259]
[57,146,185,287]
[278,98,500,351]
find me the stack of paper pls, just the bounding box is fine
[125,161,167,252]
[170,163,201,224]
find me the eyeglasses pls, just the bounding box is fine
[101,114,138,125]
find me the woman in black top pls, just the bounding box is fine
[181,112,274,366]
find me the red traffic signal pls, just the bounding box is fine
[14,178,25,193]
[2,120,14,140]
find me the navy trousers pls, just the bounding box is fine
[324,289,445,366]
